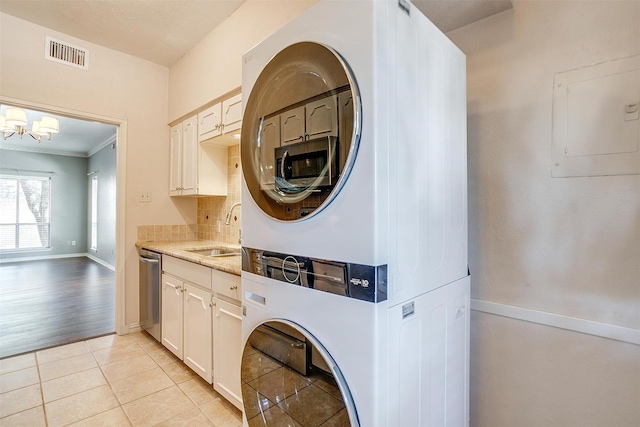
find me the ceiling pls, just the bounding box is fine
[0,0,513,67]
[0,106,117,158]
[0,0,512,156]
[413,0,513,33]
[0,0,245,67]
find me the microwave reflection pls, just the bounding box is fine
[241,42,361,221]
[242,321,353,426]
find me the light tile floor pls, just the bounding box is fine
[0,332,242,427]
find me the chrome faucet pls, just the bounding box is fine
[224,202,241,225]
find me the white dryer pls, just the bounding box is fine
[240,1,470,426]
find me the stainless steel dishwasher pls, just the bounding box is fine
[139,249,161,342]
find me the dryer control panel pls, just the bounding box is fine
[242,247,387,303]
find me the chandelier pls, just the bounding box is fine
[0,107,60,143]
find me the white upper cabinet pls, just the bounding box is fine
[280,96,338,146]
[170,116,227,197]
[280,105,306,146]
[198,92,243,145]
[169,115,200,196]
[306,96,338,141]
[338,90,354,173]
[169,125,182,196]
[259,115,280,187]
[198,104,223,141]
[181,116,198,195]
[170,91,240,196]
[221,93,243,135]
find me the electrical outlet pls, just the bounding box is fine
[217,221,221,233]
[72,241,76,246]
[137,191,152,202]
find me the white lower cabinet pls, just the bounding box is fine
[161,274,184,359]
[161,256,214,384]
[160,255,242,406]
[213,297,242,410]
[184,284,213,383]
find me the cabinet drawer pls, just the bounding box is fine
[212,268,241,301]
[163,255,212,290]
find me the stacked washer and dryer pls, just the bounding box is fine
[239,1,469,426]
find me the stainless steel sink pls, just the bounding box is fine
[187,248,242,257]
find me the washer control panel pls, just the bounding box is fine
[242,247,387,303]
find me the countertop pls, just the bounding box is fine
[136,240,241,276]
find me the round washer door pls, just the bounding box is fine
[241,320,359,426]
[241,42,361,221]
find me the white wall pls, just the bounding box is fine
[88,142,117,267]
[0,150,88,258]
[0,12,195,326]
[169,0,318,122]
[448,1,640,425]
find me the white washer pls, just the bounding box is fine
[240,1,470,426]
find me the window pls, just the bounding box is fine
[90,175,97,250]
[0,175,51,251]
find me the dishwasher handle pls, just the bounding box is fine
[140,257,159,264]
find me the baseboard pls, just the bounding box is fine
[85,253,115,271]
[0,252,116,271]
[128,323,143,333]
[115,322,142,335]
[0,252,85,263]
[471,299,640,346]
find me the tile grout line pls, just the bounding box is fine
[2,333,241,426]
[33,351,50,427]
[88,338,135,427]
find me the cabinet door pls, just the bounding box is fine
[306,96,338,140]
[198,103,222,142]
[183,284,213,383]
[213,298,242,410]
[169,124,182,196]
[280,106,306,146]
[259,115,280,187]
[222,93,243,135]
[161,274,183,359]
[181,115,198,195]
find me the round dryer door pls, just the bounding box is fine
[242,320,358,426]
[242,42,361,221]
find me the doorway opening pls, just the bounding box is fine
[0,98,126,358]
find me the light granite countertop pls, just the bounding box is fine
[136,240,241,276]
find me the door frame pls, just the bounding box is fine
[1,95,128,335]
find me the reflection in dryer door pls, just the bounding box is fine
[311,260,347,296]
[242,320,358,426]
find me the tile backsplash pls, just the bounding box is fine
[137,144,242,245]
[197,144,242,245]
[137,224,197,242]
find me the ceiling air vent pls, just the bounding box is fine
[44,36,89,70]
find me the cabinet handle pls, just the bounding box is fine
[209,301,215,307]
[230,285,238,291]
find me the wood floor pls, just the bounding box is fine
[0,257,115,359]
